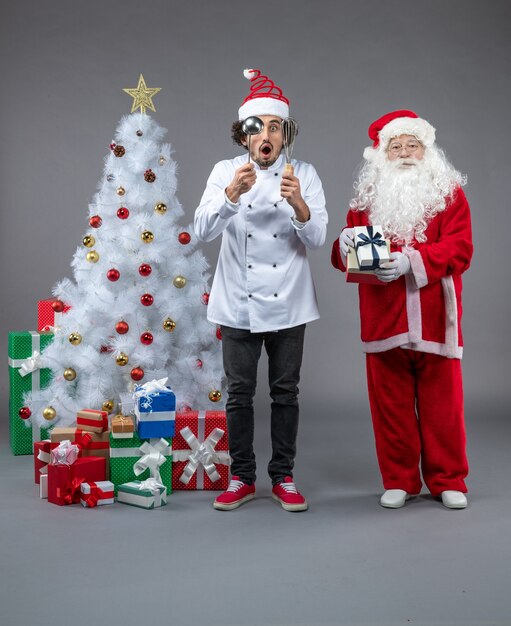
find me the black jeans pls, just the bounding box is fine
[220,324,306,486]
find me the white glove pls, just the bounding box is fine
[339,228,355,257]
[375,251,411,282]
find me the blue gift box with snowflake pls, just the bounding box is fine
[134,378,176,439]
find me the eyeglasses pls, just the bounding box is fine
[387,140,423,155]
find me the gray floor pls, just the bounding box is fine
[1,397,510,626]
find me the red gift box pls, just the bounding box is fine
[50,427,110,478]
[48,456,106,506]
[172,411,230,491]
[34,440,51,484]
[37,299,70,332]
[77,409,109,433]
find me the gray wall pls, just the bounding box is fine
[1,0,509,427]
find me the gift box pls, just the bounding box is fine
[173,411,230,491]
[354,225,390,269]
[347,233,391,286]
[37,299,70,332]
[8,331,53,455]
[34,439,51,484]
[135,380,176,439]
[117,479,167,509]
[110,433,172,495]
[111,414,135,439]
[39,474,48,499]
[77,409,108,433]
[80,481,115,507]
[48,456,106,506]
[50,427,110,477]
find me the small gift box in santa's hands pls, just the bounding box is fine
[80,481,115,507]
[172,411,230,490]
[134,378,175,440]
[347,225,391,285]
[76,409,108,434]
[117,478,167,509]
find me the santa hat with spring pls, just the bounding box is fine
[238,69,290,121]
[363,109,436,161]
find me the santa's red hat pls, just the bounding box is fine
[363,109,436,160]
[238,69,289,121]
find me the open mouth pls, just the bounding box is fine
[261,144,272,157]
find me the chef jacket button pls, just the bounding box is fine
[248,264,252,269]
[272,264,277,268]
[248,294,252,298]
[274,172,278,176]
[273,234,277,238]
[274,203,277,207]
[248,204,252,208]
[274,293,278,297]
[247,234,252,238]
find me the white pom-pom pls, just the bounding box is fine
[243,69,256,80]
[363,146,376,161]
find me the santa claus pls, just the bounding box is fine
[331,110,473,509]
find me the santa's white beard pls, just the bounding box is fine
[351,147,465,244]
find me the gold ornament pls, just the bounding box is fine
[43,406,57,421]
[68,332,82,345]
[154,202,167,214]
[173,275,186,289]
[163,318,176,332]
[116,187,125,196]
[116,352,129,366]
[83,235,95,248]
[141,230,154,243]
[123,74,161,113]
[63,368,77,381]
[102,399,114,413]
[209,390,222,403]
[86,250,99,263]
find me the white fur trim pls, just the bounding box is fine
[379,117,436,149]
[238,98,289,121]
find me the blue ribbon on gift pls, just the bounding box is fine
[356,226,386,270]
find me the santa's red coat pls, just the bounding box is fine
[331,187,473,359]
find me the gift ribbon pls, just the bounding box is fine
[37,442,51,475]
[77,415,108,432]
[82,482,114,507]
[173,412,230,489]
[112,415,133,433]
[137,477,165,507]
[57,477,84,505]
[356,226,386,270]
[19,351,42,377]
[133,438,170,483]
[51,439,79,465]
[133,377,169,409]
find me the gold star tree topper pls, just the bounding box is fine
[123,74,161,113]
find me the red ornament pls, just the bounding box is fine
[130,367,144,381]
[216,326,222,340]
[117,207,130,219]
[89,215,102,228]
[115,321,129,334]
[19,406,31,420]
[202,292,210,305]
[107,268,120,282]
[196,359,203,369]
[144,169,156,183]
[140,332,153,345]
[110,143,116,150]
[139,263,152,277]
[178,232,191,245]
[141,293,154,306]
[100,345,113,353]
[51,299,66,313]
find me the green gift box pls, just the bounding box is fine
[8,331,53,455]
[117,480,167,509]
[110,432,172,495]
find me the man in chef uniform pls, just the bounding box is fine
[195,69,328,511]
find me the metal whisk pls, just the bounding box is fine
[281,117,299,174]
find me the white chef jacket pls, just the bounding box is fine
[194,154,328,333]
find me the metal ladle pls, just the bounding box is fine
[241,116,264,163]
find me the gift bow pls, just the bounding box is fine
[19,351,43,377]
[137,477,165,507]
[356,228,385,248]
[51,440,79,466]
[83,482,114,508]
[133,439,169,483]
[133,377,169,409]
[178,426,227,485]
[58,477,84,505]
[74,430,94,450]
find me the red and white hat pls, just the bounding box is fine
[363,109,436,160]
[238,69,290,121]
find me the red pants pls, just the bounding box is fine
[366,349,468,496]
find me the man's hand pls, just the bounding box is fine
[225,163,256,203]
[375,251,411,282]
[339,228,355,257]
[281,171,310,221]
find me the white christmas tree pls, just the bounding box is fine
[26,76,225,429]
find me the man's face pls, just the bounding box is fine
[242,115,284,168]
[386,134,425,168]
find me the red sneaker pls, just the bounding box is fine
[272,477,308,511]
[213,476,255,510]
